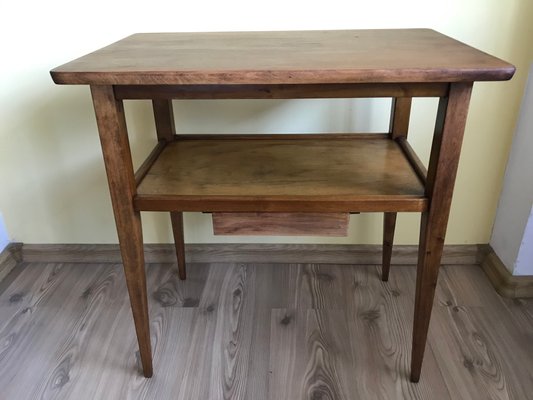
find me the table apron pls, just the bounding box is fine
[113,82,450,100]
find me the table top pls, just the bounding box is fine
[51,29,514,86]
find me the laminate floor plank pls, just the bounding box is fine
[41,263,136,400]
[429,303,533,400]
[435,264,500,307]
[244,263,294,399]
[151,263,210,309]
[0,263,75,333]
[501,297,533,335]
[469,307,533,399]
[291,264,350,309]
[208,263,255,400]
[0,259,27,297]
[0,263,112,400]
[1,262,532,400]
[347,265,450,400]
[427,266,533,400]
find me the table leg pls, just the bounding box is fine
[170,211,186,280]
[152,99,176,141]
[389,97,412,140]
[382,97,412,280]
[151,100,187,280]
[91,85,153,378]
[410,83,472,382]
[382,212,397,281]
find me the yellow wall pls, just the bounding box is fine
[1,0,532,245]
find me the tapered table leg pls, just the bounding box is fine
[91,85,153,377]
[381,97,411,281]
[170,211,186,280]
[151,100,187,280]
[410,83,472,382]
[382,212,397,281]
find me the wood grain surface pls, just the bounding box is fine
[91,85,152,377]
[151,99,187,281]
[113,83,449,100]
[212,212,349,236]
[135,138,427,213]
[410,83,473,382]
[1,261,532,399]
[382,212,397,281]
[50,29,515,85]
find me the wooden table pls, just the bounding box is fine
[51,29,514,382]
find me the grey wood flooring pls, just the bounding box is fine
[0,261,532,399]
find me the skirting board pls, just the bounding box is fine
[8,243,532,297]
[481,246,533,298]
[19,243,484,265]
[0,243,22,283]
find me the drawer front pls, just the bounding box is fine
[212,212,349,236]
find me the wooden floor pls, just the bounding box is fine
[1,261,532,399]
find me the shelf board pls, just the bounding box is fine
[134,137,427,213]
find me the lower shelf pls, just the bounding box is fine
[134,136,427,212]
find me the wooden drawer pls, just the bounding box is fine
[212,212,349,236]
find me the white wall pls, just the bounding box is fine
[0,0,531,246]
[490,64,533,275]
[515,208,533,275]
[491,64,533,275]
[0,212,9,252]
